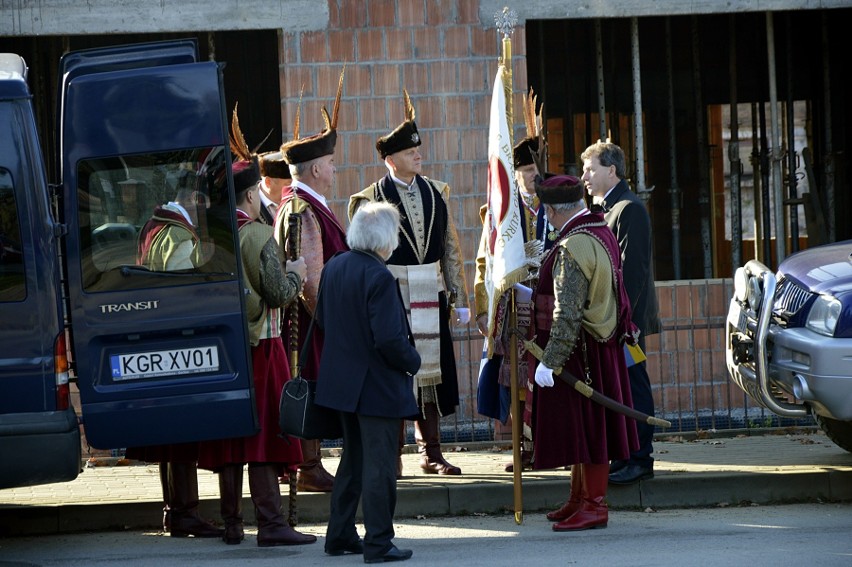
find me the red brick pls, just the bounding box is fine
[426,129,459,163]
[459,1,479,24]
[374,64,402,96]
[317,65,347,99]
[329,29,355,61]
[343,64,371,97]
[298,100,329,134]
[459,60,487,92]
[513,25,527,57]
[415,97,443,130]
[332,166,361,200]
[445,96,471,128]
[426,0,456,26]
[402,63,430,94]
[512,61,528,90]
[656,282,674,320]
[359,98,387,130]
[282,65,314,98]
[413,27,442,59]
[471,93,489,127]
[459,126,487,162]
[460,195,486,229]
[471,26,499,57]
[431,60,457,93]
[300,31,329,63]
[349,132,380,165]
[339,0,368,28]
[449,163,476,197]
[398,0,426,26]
[336,100,358,133]
[357,28,385,61]
[280,32,300,64]
[328,0,341,29]
[386,28,414,60]
[444,26,470,58]
[368,0,397,27]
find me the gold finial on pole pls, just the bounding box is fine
[495,7,517,151]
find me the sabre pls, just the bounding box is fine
[511,328,672,428]
[286,212,302,527]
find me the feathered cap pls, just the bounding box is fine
[536,174,583,204]
[258,150,291,180]
[228,104,262,195]
[281,67,345,164]
[513,87,546,171]
[376,89,421,159]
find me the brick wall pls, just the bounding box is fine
[279,0,528,295]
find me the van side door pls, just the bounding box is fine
[59,41,258,450]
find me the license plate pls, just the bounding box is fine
[728,301,750,334]
[110,346,220,381]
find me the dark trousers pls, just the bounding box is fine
[326,411,399,559]
[627,335,655,468]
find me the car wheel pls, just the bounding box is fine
[815,414,852,453]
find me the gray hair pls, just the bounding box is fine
[347,202,400,256]
[289,158,317,178]
[547,200,585,213]
[580,141,626,179]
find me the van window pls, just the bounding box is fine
[0,170,25,302]
[76,146,240,292]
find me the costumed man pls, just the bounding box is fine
[257,150,291,226]
[530,175,639,531]
[125,176,220,538]
[198,113,315,547]
[349,90,470,476]
[473,88,551,473]
[273,68,348,493]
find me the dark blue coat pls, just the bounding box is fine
[314,250,420,418]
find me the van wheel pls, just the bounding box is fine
[815,414,852,453]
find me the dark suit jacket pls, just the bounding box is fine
[314,249,421,418]
[602,179,661,336]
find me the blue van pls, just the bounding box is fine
[0,40,258,489]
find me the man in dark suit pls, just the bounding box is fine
[315,202,420,563]
[581,141,661,485]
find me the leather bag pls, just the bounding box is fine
[278,280,342,440]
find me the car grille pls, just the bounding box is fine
[773,275,814,320]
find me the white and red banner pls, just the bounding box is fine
[483,65,527,350]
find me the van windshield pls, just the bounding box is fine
[76,146,239,292]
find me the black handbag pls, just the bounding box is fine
[278,285,342,440]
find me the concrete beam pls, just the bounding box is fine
[0,0,328,37]
[480,0,852,22]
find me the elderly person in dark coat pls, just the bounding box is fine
[315,201,421,563]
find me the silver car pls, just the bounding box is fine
[726,240,852,451]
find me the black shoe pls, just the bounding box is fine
[609,459,627,474]
[364,545,413,563]
[608,464,654,485]
[326,539,364,556]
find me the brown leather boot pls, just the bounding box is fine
[218,464,245,545]
[248,464,317,547]
[415,403,461,475]
[552,464,609,531]
[297,438,335,492]
[159,462,171,533]
[546,464,584,521]
[168,462,224,538]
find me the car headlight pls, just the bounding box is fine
[746,275,763,311]
[806,295,841,337]
[734,267,748,303]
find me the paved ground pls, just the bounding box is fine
[2,428,851,536]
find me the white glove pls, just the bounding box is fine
[534,362,555,387]
[454,307,470,325]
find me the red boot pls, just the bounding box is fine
[552,463,608,531]
[546,464,584,521]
